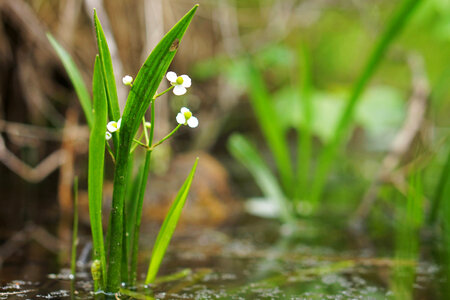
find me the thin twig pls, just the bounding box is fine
[0,134,66,183]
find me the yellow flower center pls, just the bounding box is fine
[183,111,192,120]
[176,76,184,85]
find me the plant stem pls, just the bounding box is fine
[309,0,424,207]
[130,101,156,286]
[106,141,116,164]
[150,124,182,150]
[71,176,79,280]
[154,86,174,99]
[133,139,150,149]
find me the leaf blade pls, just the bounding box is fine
[228,134,293,222]
[93,9,121,122]
[145,158,199,284]
[88,55,108,289]
[47,33,93,128]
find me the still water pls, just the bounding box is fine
[0,216,443,299]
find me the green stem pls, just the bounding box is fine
[309,0,424,207]
[143,117,150,145]
[154,86,174,99]
[150,124,182,150]
[130,130,146,153]
[130,101,156,286]
[71,176,79,280]
[107,138,130,291]
[106,141,116,164]
[133,138,150,149]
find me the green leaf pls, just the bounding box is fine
[245,63,294,197]
[47,33,93,128]
[107,5,198,292]
[227,134,293,222]
[88,55,108,289]
[93,9,121,123]
[145,158,199,284]
[121,5,198,143]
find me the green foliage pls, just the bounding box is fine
[227,0,425,220]
[107,6,198,292]
[310,0,425,206]
[228,134,292,221]
[88,56,108,289]
[391,172,424,299]
[50,5,199,294]
[146,158,199,284]
[47,34,93,128]
[245,62,294,196]
[93,10,120,123]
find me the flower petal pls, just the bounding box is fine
[117,118,122,129]
[173,85,187,95]
[166,71,177,83]
[180,107,190,114]
[187,116,198,128]
[181,75,191,88]
[105,131,112,140]
[107,121,118,132]
[176,113,186,125]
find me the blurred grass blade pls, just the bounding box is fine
[145,158,199,284]
[392,171,423,299]
[295,45,313,202]
[88,55,108,289]
[246,63,294,196]
[107,5,198,292]
[310,0,424,206]
[47,34,93,128]
[93,9,121,123]
[429,146,450,224]
[228,134,293,222]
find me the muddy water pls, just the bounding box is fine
[0,216,443,299]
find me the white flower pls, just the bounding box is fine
[105,131,112,140]
[107,118,121,133]
[144,122,151,128]
[122,75,133,86]
[176,107,198,128]
[166,71,191,96]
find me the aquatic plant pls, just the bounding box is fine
[48,5,199,295]
[228,0,424,220]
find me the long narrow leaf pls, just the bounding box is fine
[228,134,293,222]
[47,34,93,128]
[93,9,121,123]
[246,63,294,197]
[107,5,198,292]
[88,55,108,289]
[295,45,313,202]
[145,158,199,284]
